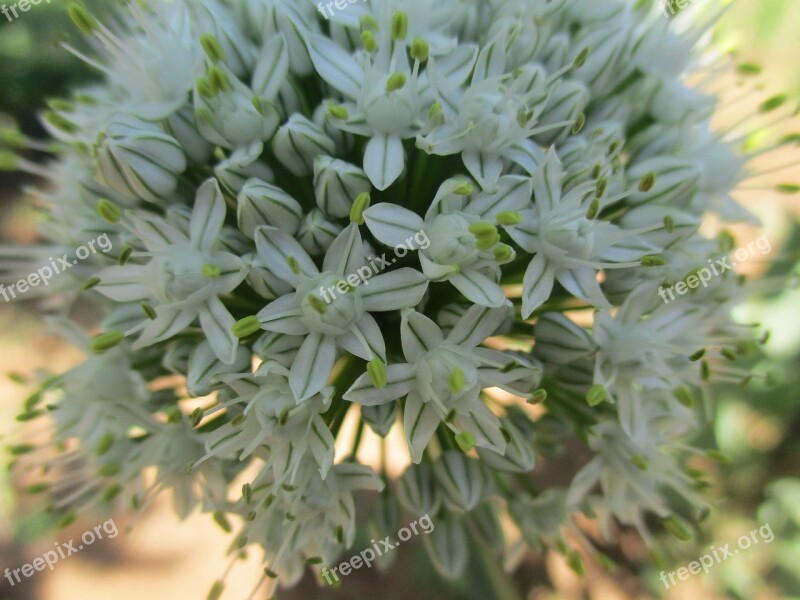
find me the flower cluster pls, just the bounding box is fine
[1,0,789,597]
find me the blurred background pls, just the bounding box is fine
[0,2,798,599]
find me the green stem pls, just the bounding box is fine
[466,522,524,600]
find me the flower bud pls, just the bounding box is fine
[314,156,371,219]
[272,115,335,176]
[434,451,493,512]
[95,115,186,202]
[238,178,303,238]
[421,513,468,580]
[397,462,442,516]
[297,209,343,256]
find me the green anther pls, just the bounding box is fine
[359,14,379,31]
[428,102,443,124]
[242,483,253,503]
[700,359,710,381]
[736,62,761,76]
[202,264,222,278]
[200,34,226,63]
[705,449,731,464]
[631,455,649,471]
[527,388,547,405]
[469,221,497,236]
[689,348,705,361]
[16,411,42,422]
[567,552,584,576]
[207,581,225,600]
[44,111,78,134]
[455,430,477,452]
[236,535,248,549]
[328,105,349,120]
[367,359,387,389]
[448,367,466,393]
[23,391,41,410]
[95,432,115,456]
[721,348,737,361]
[305,557,323,566]
[571,112,586,134]
[47,98,73,112]
[586,198,600,220]
[780,133,800,145]
[591,164,601,179]
[285,512,296,521]
[673,386,694,408]
[638,172,656,192]
[663,516,693,541]
[586,384,607,407]
[96,198,121,224]
[286,255,301,274]
[232,315,262,338]
[411,37,429,62]
[573,47,590,68]
[476,231,501,250]
[264,568,279,579]
[8,444,34,455]
[453,181,474,196]
[350,191,371,224]
[68,4,98,35]
[193,77,215,100]
[213,511,232,533]
[25,483,50,495]
[596,552,615,572]
[166,407,182,424]
[90,331,125,353]
[0,150,18,170]
[386,72,406,93]
[391,11,408,41]
[58,512,77,529]
[496,210,522,226]
[361,30,377,53]
[101,484,123,502]
[307,294,328,314]
[595,177,607,198]
[263,494,275,509]
[190,407,204,427]
[0,128,28,147]
[719,230,735,251]
[118,245,133,265]
[97,462,122,477]
[759,95,787,113]
[208,66,230,93]
[141,302,157,320]
[493,244,513,262]
[777,184,800,194]
[231,414,246,427]
[663,215,675,233]
[640,255,667,267]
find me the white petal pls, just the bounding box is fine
[290,331,336,401]
[556,267,611,308]
[95,265,150,302]
[363,203,425,248]
[449,269,506,307]
[344,363,416,406]
[254,225,318,286]
[125,211,189,252]
[322,223,367,276]
[473,34,506,82]
[252,34,289,100]
[339,313,386,361]
[401,310,443,362]
[198,296,238,364]
[305,33,362,100]
[462,150,503,191]
[363,134,405,191]
[256,294,308,335]
[465,175,533,219]
[361,268,428,312]
[446,303,510,348]
[531,149,563,211]
[308,413,335,479]
[134,306,196,348]
[191,178,226,252]
[521,253,555,318]
[404,391,441,464]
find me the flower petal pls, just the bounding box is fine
[363,134,405,191]
[521,253,555,318]
[256,294,308,335]
[363,203,425,248]
[446,303,510,348]
[344,363,416,406]
[191,178,226,251]
[322,223,367,276]
[254,225,318,286]
[305,33,362,100]
[404,391,441,464]
[401,310,443,362]
[449,269,506,307]
[290,331,336,401]
[361,268,428,312]
[339,313,386,361]
[198,295,238,364]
